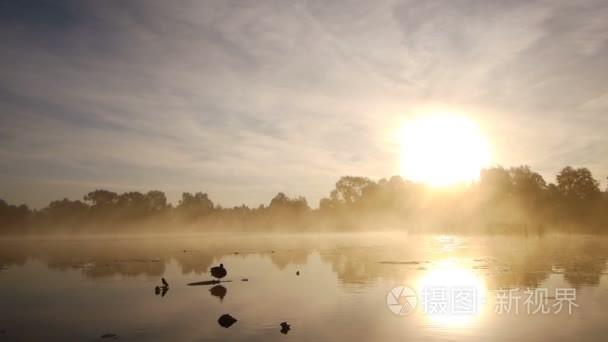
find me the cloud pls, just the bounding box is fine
[1,0,607,207]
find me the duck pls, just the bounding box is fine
[280,322,291,334]
[210,263,227,280]
[155,278,170,296]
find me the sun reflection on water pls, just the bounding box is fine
[416,259,487,327]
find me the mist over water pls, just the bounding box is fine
[2,166,608,236]
[1,232,607,341]
[2,1,608,340]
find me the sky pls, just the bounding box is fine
[1,0,608,209]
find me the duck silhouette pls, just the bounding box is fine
[210,263,227,280]
[280,322,291,334]
[155,278,170,297]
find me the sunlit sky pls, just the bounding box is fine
[1,0,608,209]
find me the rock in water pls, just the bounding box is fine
[280,322,291,334]
[218,314,238,328]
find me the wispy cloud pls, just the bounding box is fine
[1,0,607,207]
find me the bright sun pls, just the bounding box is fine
[399,114,490,186]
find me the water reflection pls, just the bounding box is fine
[209,284,227,301]
[0,234,607,289]
[154,285,169,297]
[0,233,607,341]
[416,259,486,326]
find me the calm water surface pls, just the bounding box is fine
[1,233,607,341]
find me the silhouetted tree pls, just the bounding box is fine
[508,166,548,211]
[509,166,547,195]
[329,176,375,206]
[269,192,290,209]
[556,167,600,200]
[0,199,31,232]
[479,167,512,204]
[84,190,118,207]
[1,164,607,234]
[116,192,151,219]
[41,198,89,227]
[146,190,168,212]
[269,192,309,213]
[319,198,336,213]
[177,192,214,220]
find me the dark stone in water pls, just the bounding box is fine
[218,314,237,328]
[100,333,117,339]
[242,278,249,281]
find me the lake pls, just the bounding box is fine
[1,232,607,341]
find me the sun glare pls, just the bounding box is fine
[399,114,490,186]
[416,259,486,326]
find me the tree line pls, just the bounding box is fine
[1,165,607,234]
